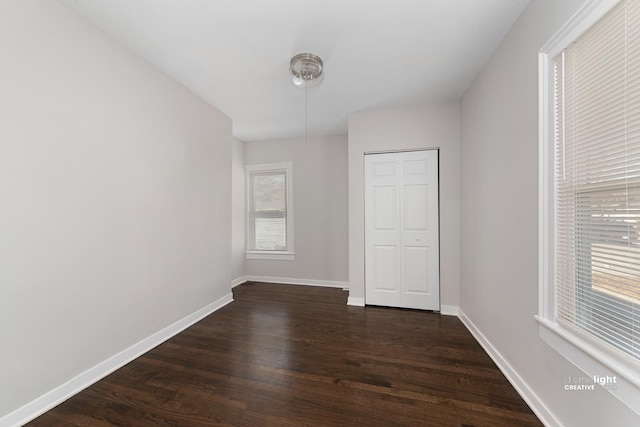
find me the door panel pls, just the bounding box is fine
[373,161,396,176]
[373,186,397,230]
[373,246,398,291]
[404,246,430,293]
[404,185,428,230]
[365,150,440,310]
[404,159,428,175]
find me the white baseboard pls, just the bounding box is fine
[1,292,234,427]
[440,305,459,316]
[231,276,248,288]
[347,297,365,306]
[246,275,348,289]
[458,309,561,427]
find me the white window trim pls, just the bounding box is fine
[538,0,640,414]
[245,162,295,261]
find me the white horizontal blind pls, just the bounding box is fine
[554,0,640,362]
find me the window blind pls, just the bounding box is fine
[553,0,640,361]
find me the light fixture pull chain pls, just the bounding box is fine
[305,80,308,143]
[289,53,323,144]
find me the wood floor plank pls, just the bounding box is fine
[27,282,542,426]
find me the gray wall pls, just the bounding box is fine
[0,0,233,418]
[460,0,639,425]
[244,134,349,284]
[347,103,461,309]
[231,138,246,283]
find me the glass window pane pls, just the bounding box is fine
[254,217,286,250]
[253,173,286,211]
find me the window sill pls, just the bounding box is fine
[246,251,296,261]
[536,316,640,415]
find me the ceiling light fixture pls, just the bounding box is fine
[290,53,324,143]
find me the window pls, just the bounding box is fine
[539,0,640,412]
[246,162,294,260]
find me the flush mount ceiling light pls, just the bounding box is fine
[289,53,324,88]
[290,53,324,143]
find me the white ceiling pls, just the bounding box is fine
[59,0,530,141]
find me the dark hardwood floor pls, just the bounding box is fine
[28,282,542,426]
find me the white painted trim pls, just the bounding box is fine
[347,297,365,307]
[245,251,295,261]
[364,147,440,155]
[245,161,295,254]
[1,293,233,427]
[458,309,562,427]
[540,0,620,58]
[538,47,553,321]
[231,276,248,288]
[246,275,348,289]
[537,317,640,415]
[440,305,459,316]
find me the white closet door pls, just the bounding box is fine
[364,150,440,310]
